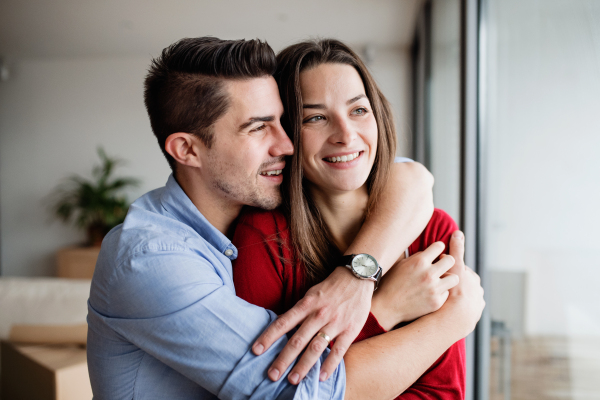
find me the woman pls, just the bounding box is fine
[233,39,467,398]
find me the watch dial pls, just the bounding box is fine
[352,254,378,277]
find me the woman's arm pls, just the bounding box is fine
[344,232,484,400]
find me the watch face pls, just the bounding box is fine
[352,254,378,278]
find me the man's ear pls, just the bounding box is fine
[165,132,204,168]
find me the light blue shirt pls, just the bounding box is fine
[87,174,346,400]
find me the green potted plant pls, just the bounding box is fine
[49,148,140,246]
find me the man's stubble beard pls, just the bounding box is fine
[212,179,280,210]
[207,154,282,211]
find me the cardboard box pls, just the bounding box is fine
[1,341,92,400]
[56,246,100,279]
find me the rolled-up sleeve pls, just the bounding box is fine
[88,249,345,400]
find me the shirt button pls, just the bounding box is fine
[224,249,233,257]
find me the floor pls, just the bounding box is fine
[490,336,600,400]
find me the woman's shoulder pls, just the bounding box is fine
[409,208,459,254]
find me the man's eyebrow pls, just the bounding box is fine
[239,116,275,130]
[347,94,367,105]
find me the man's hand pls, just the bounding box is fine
[252,267,373,384]
[370,242,459,330]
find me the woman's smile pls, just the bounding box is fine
[299,63,378,194]
[322,150,364,169]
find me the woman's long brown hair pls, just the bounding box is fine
[275,39,398,286]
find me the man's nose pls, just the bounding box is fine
[271,124,294,156]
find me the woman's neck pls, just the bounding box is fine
[308,184,369,253]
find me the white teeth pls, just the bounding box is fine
[326,152,360,163]
[260,169,283,176]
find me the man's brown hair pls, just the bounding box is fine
[144,37,277,170]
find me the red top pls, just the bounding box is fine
[232,208,466,399]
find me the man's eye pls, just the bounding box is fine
[303,115,325,123]
[250,124,267,132]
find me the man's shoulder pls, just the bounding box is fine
[104,187,199,262]
[90,199,219,317]
[91,187,212,295]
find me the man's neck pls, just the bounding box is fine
[174,170,241,237]
[308,184,369,253]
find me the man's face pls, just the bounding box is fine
[203,76,293,210]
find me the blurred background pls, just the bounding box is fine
[0,0,598,399]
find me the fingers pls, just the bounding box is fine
[253,303,307,356]
[449,231,465,270]
[439,273,460,291]
[317,332,353,382]
[285,329,333,385]
[287,328,348,384]
[431,253,455,277]
[420,241,446,263]
[265,314,324,381]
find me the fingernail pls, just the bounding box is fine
[268,368,280,381]
[320,371,328,381]
[253,343,264,355]
[290,373,300,385]
[452,231,464,240]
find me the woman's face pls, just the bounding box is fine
[299,63,378,194]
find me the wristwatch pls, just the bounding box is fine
[339,253,383,291]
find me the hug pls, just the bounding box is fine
[87,36,484,399]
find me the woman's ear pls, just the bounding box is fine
[165,132,203,168]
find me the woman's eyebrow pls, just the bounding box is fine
[346,94,366,105]
[303,103,325,109]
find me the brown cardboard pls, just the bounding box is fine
[56,246,100,279]
[1,341,92,400]
[9,324,87,346]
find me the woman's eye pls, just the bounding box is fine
[352,107,368,115]
[303,115,325,123]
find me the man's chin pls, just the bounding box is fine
[250,192,281,210]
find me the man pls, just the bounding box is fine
[87,37,483,399]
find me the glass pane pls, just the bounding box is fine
[429,0,461,222]
[481,0,600,398]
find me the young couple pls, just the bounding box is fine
[87,36,484,400]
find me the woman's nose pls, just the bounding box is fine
[329,115,357,144]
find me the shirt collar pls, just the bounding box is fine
[159,174,238,260]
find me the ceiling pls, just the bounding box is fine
[0,0,423,59]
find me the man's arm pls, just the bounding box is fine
[253,161,435,383]
[87,249,345,400]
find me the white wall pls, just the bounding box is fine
[0,48,412,276]
[0,56,171,276]
[367,47,413,157]
[483,0,600,336]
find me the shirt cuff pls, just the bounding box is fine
[353,312,388,343]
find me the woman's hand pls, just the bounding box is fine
[252,266,373,384]
[440,231,485,336]
[370,241,459,330]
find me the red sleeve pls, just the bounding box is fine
[399,209,466,399]
[232,207,302,315]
